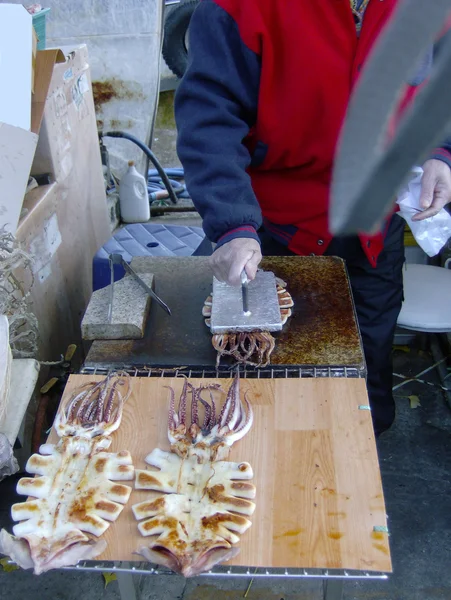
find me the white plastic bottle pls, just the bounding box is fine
[119,161,150,223]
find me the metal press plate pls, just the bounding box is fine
[210,270,282,334]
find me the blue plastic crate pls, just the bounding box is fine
[93,223,206,291]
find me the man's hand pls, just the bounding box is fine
[413,159,451,221]
[209,238,262,286]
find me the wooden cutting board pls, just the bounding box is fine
[48,375,391,572]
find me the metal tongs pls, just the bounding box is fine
[107,253,171,323]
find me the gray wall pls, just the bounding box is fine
[14,0,164,173]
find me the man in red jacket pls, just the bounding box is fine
[174,0,451,435]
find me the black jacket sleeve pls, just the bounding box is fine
[407,46,451,167]
[430,40,451,168]
[174,0,262,246]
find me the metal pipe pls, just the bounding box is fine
[430,334,451,410]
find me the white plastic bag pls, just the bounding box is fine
[396,167,451,257]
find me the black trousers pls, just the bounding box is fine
[258,215,405,435]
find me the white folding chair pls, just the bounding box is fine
[394,262,451,400]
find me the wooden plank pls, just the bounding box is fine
[48,375,391,572]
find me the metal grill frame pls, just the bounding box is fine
[65,561,388,580]
[80,364,366,380]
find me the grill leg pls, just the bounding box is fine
[323,579,344,600]
[117,572,138,600]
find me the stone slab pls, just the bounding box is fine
[81,273,154,340]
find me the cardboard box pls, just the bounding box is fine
[17,183,79,358]
[0,4,64,236]
[17,183,110,360]
[0,124,37,235]
[16,45,111,360]
[31,44,97,182]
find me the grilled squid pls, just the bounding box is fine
[132,374,255,577]
[0,373,134,574]
[204,279,294,367]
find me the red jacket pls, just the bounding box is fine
[175,0,451,266]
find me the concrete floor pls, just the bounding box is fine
[1,95,450,599]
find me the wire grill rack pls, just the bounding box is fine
[80,364,365,380]
[66,561,388,580]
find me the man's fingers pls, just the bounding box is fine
[418,172,437,209]
[244,248,262,281]
[209,254,229,282]
[228,252,252,286]
[208,238,262,286]
[413,159,451,220]
[411,199,443,221]
[208,256,221,279]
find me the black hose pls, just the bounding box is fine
[104,131,179,205]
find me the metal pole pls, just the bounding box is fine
[323,579,344,600]
[117,572,138,600]
[430,334,451,410]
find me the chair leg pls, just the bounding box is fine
[430,333,451,410]
[418,332,429,352]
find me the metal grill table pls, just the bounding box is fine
[58,370,390,600]
[84,256,366,374]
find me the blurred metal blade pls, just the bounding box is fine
[330,0,451,235]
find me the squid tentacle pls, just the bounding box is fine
[218,387,232,426]
[178,378,190,426]
[103,379,121,423]
[65,387,90,422]
[199,397,212,431]
[84,398,99,423]
[223,376,240,429]
[209,391,217,428]
[95,374,113,423]
[233,396,246,430]
[239,334,256,362]
[191,384,199,427]
[166,386,177,431]
[226,392,254,443]
[76,380,105,422]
